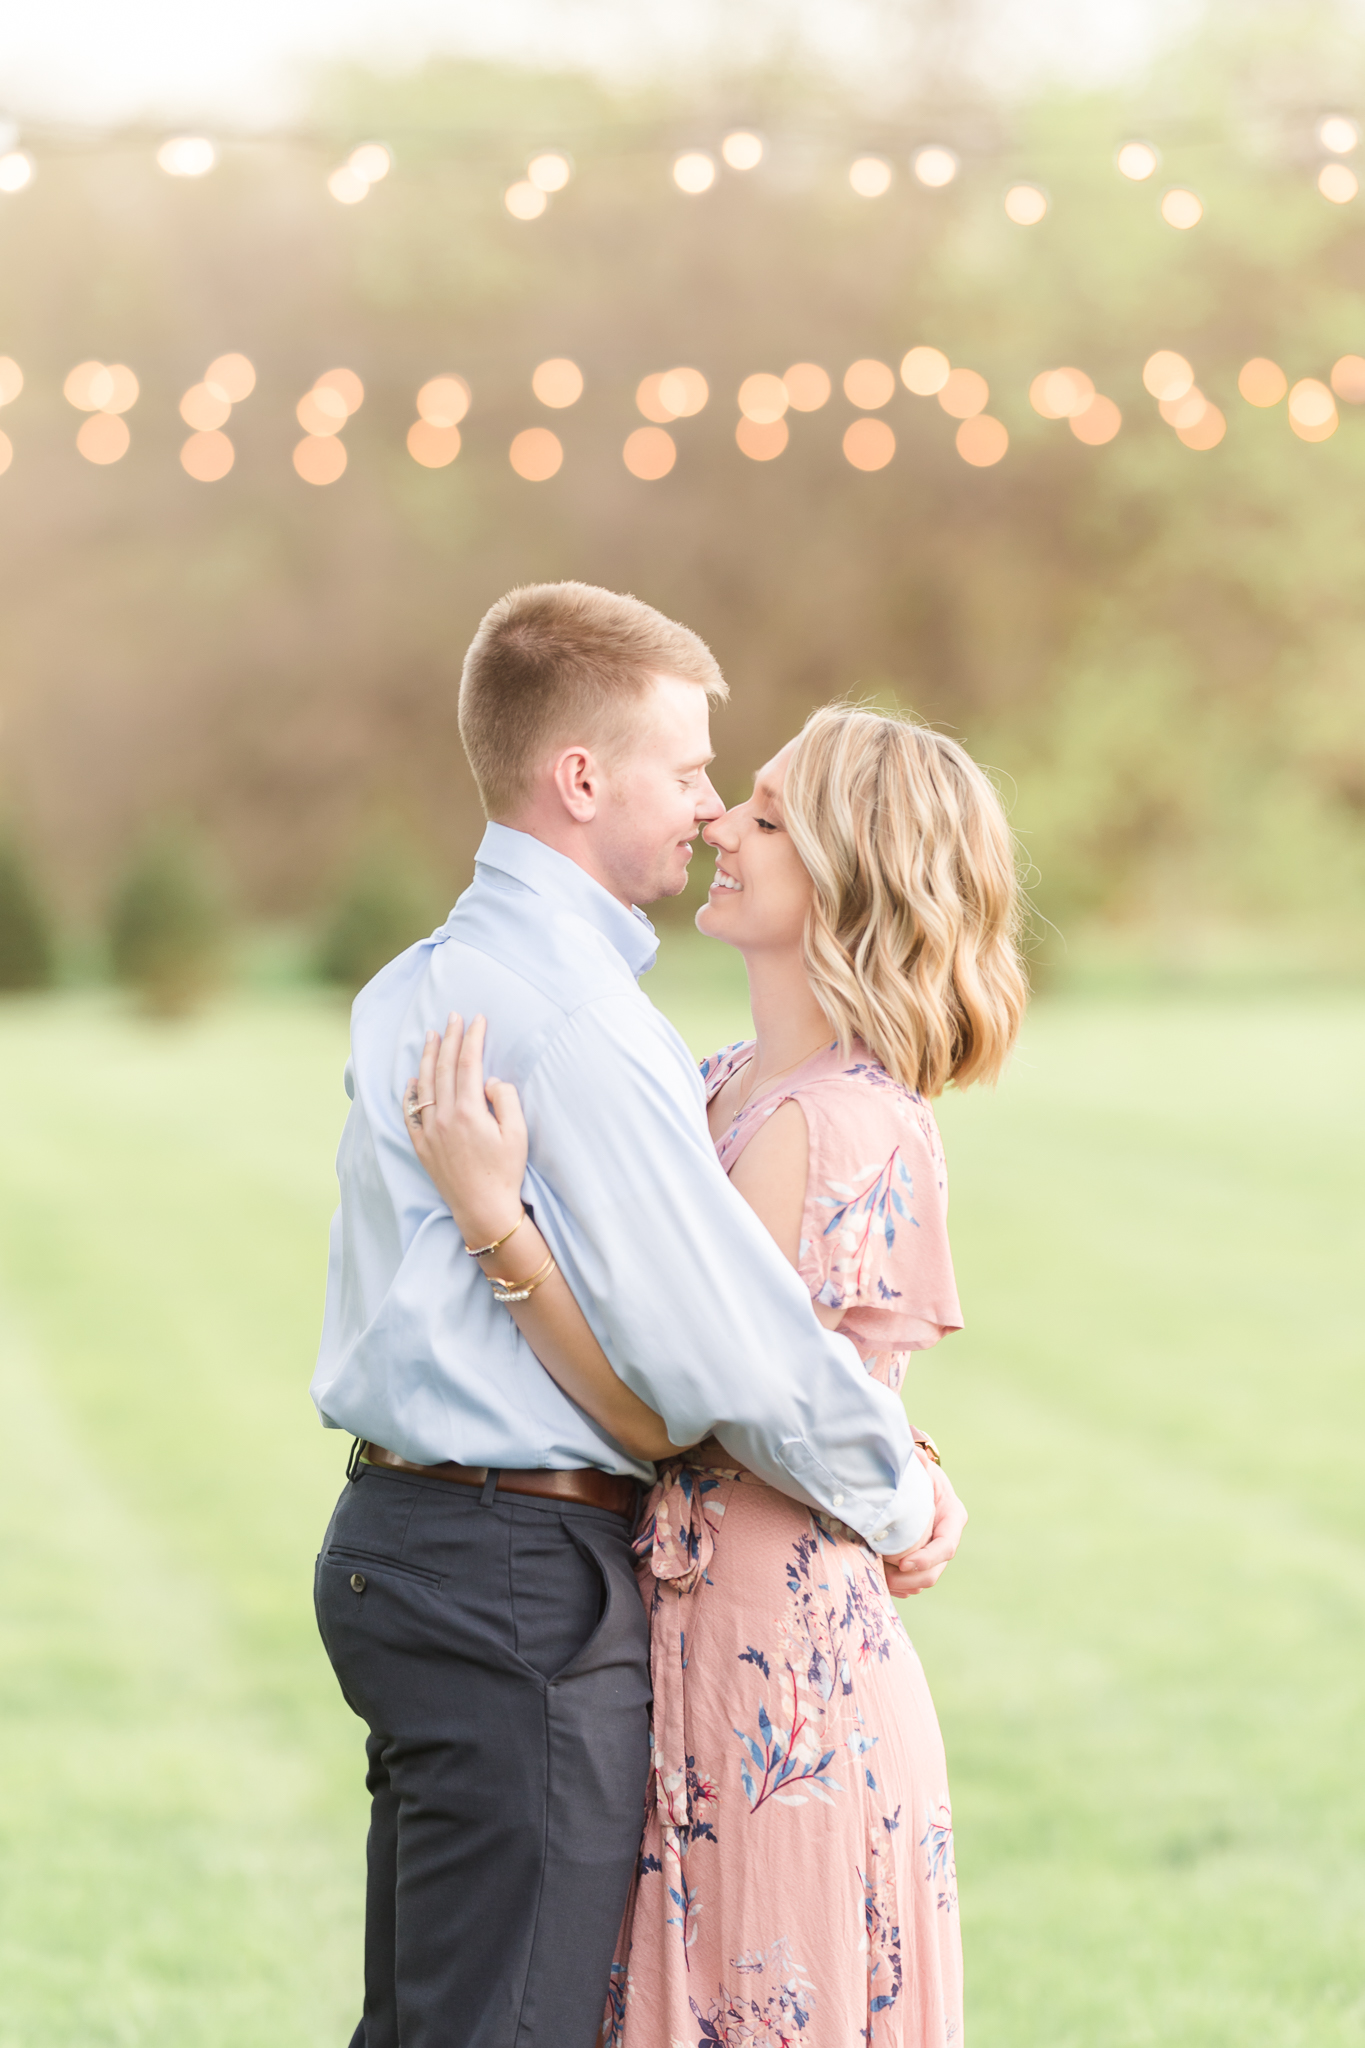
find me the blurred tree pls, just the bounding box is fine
[108,828,230,1018]
[316,837,449,997]
[0,837,56,992]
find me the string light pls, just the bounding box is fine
[408,421,461,467]
[1318,163,1358,203]
[65,360,139,461]
[623,426,676,479]
[1317,116,1359,154]
[0,151,34,193]
[1004,184,1048,224]
[1116,141,1159,181]
[509,428,563,479]
[77,415,130,464]
[913,147,958,188]
[901,347,950,395]
[1159,387,1208,428]
[417,376,471,428]
[297,386,347,435]
[673,153,716,194]
[293,436,347,483]
[721,132,764,171]
[157,137,215,178]
[0,433,12,476]
[0,358,22,405]
[1029,368,1093,418]
[843,359,895,408]
[738,373,787,424]
[1177,404,1225,450]
[1331,355,1365,402]
[1070,395,1121,444]
[182,382,232,431]
[843,418,894,470]
[1142,351,1194,401]
[637,368,708,421]
[527,152,572,193]
[1238,358,1287,406]
[782,363,830,410]
[504,181,547,220]
[532,358,584,407]
[956,416,1008,465]
[1161,188,1203,229]
[1288,378,1337,441]
[937,367,989,419]
[349,144,391,185]
[849,157,892,198]
[205,354,255,404]
[181,430,234,481]
[736,417,787,460]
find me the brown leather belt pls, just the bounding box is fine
[359,1442,638,1518]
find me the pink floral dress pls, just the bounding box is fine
[606,1040,966,2048]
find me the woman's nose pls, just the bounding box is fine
[702,806,741,850]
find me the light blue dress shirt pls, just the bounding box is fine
[311,823,934,1554]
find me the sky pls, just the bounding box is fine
[0,0,1204,131]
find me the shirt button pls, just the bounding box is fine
[873,1527,888,1542]
[832,1493,844,1508]
[350,1572,366,1594]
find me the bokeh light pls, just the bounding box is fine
[849,157,892,198]
[1238,358,1288,406]
[901,346,950,395]
[736,417,788,461]
[1330,354,1365,402]
[293,436,348,484]
[328,166,369,206]
[532,358,584,408]
[843,418,895,470]
[296,387,347,436]
[956,416,1008,466]
[1116,141,1159,180]
[1318,163,1358,203]
[181,383,231,431]
[782,363,831,411]
[738,373,788,424]
[1318,116,1359,154]
[673,153,716,194]
[1177,404,1227,450]
[348,143,391,185]
[721,132,763,171]
[1004,184,1048,224]
[0,357,22,405]
[407,422,461,468]
[0,151,34,193]
[205,354,256,404]
[1143,351,1195,401]
[509,428,563,480]
[1161,188,1203,229]
[417,376,471,428]
[635,375,675,423]
[316,368,364,415]
[843,359,895,409]
[527,152,572,193]
[180,430,235,481]
[913,147,958,188]
[623,427,676,479]
[0,431,12,475]
[64,362,114,411]
[1288,378,1337,440]
[76,415,130,465]
[1030,368,1094,418]
[505,182,547,220]
[1159,388,1208,429]
[937,367,989,419]
[1070,396,1122,445]
[102,365,139,415]
[658,367,708,417]
[157,137,215,179]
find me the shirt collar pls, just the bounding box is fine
[472,822,659,977]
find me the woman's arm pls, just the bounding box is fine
[407,1016,689,1462]
[723,1100,843,1330]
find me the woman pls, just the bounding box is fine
[408,704,1027,2046]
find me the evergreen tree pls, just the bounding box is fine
[108,827,229,1017]
[317,840,446,998]
[0,836,55,991]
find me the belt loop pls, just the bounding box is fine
[346,1437,365,1483]
[480,1468,500,1507]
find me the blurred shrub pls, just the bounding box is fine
[109,827,229,1017]
[0,836,56,991]
[316,839,448,997]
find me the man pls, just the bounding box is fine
[311,582,964,2048]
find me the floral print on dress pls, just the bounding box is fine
[609,1041,964,2048]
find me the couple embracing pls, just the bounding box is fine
[310,581,1027,2048]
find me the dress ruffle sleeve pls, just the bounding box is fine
[793,1071,963,1355]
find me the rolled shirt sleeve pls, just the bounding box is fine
[518,994,935,1556]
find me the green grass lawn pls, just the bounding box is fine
[0,950,1361,2047]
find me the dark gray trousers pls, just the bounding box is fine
[314,1460,651,2048]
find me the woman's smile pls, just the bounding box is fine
[709,864,743,894]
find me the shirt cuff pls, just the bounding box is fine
[778,1438,935,1556]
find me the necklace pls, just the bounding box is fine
[732,1035,832,1116]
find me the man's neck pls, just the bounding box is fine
[492,815,632,909]
[741,945,833,1079]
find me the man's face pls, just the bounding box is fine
[594,675,725,906]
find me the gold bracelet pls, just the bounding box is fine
[489,1250,557,1305]
[463,1210,526,1259]
[912,1427,942,1467]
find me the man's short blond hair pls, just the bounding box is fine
[458,582,728,817]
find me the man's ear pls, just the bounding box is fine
[550,745,599,825]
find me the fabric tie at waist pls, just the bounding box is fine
[633,1459,733,1832]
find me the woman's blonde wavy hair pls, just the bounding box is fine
[782,705,1028,1096]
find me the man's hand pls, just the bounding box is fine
[883,1457,967,1598]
